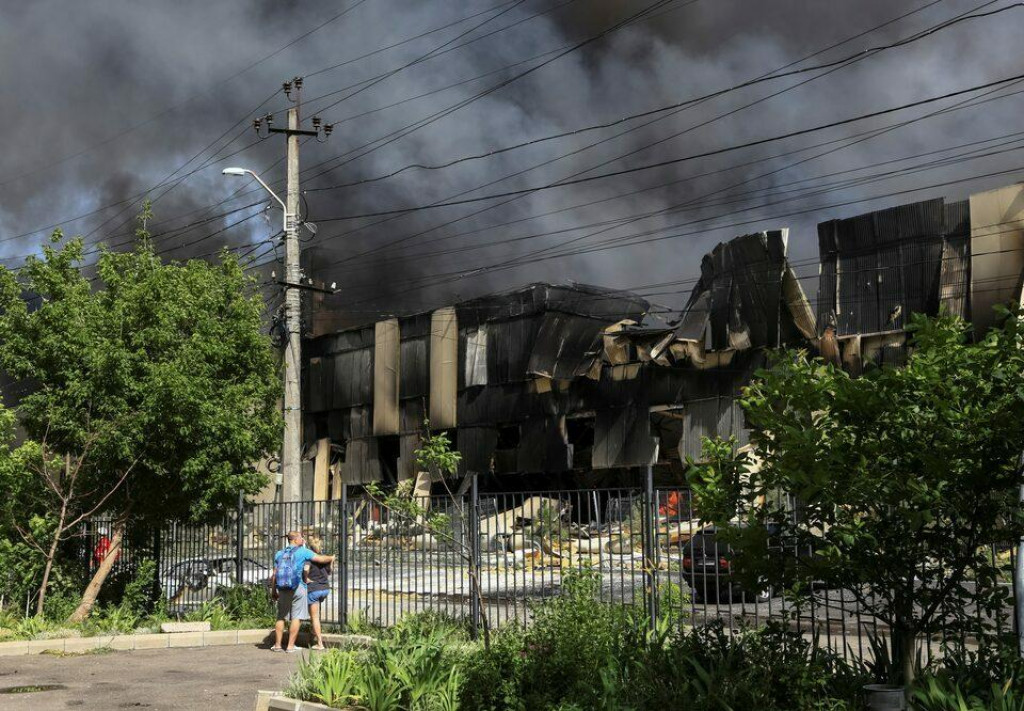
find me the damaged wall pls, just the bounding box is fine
[302,184,1024,492]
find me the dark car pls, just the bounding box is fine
[682,525,772,604]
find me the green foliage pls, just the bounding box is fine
[688,312,1024,682]
[415,426,461,479]
[914,675,1024,711]
[287,632,463,711]
[0,232,281,528]
[217,584,275,625]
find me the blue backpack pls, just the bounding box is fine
[275,546,300,590]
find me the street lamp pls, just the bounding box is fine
[222,167,288,232]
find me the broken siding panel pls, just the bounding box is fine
[678,396,748,461]
[429,307,458,428]
[373,319,401,435]
[970,184,1024,334]
[527,312,605,380]
[342,438,381,485]
[332,349,372,407]
[308,357,332,413]
[593,405,656,469]
[464,326,488,387]
[460,426,498,474]
[517,417,572,473]
[782,264,816,339]
[399,336,428,399]
[940,200,970,319]
[398,433,420,481]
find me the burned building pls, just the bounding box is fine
[296,182,1024,497]
[301,230,815,494]
[815,183,1024,371]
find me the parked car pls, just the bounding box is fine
[682,525,772,604]
[160,556,271,608]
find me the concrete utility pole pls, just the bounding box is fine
[1016,481,1024,658]
[281,104,302,505]
[235,78,334,508]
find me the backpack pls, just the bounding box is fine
[275,546,300,590]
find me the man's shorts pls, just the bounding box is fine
[308,589,330,604]
[276,586,310,621]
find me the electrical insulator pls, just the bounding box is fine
[282,81,292,97]
[265,113,274,125]
[294,76,303,91]
[312,116,322,128]
[324,124,334,136]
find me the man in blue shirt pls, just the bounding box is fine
[269,530,335,652]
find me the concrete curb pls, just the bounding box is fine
[0,629,373,657]
[258,694,335,711]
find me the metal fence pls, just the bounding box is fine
[88,482,1019,662]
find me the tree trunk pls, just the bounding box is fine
[35,503,69,617]
[35,527,63,617]
[67,522,123,624]
[891,626,917,689]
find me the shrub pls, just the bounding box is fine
[218,584,274,625]
[288,632,462,711]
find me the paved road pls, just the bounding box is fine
[0,645,301,711]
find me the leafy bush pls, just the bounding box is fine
[218,584,274,625]
[914,675,1024,711]
[287,631,462,711]
[460,571,865,710]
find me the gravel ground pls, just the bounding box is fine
[0,644,302,711]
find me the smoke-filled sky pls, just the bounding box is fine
[3,0,1024,325]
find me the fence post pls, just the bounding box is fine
[643,464,659,633]
[469,472,481,641]
[339,484,349,632]
[236,491,245,587]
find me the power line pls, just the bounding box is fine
[312,2,1022,193]
[0,0,374,189]
[311,71,1024,221]
[307,0,956,270]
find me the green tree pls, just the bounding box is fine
[0,227,281,620]
[689,312,1024,689]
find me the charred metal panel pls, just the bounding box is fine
[675,231,789,351]
[398,433,420,481]
[817,198,948,337]
[678,396,749,461]
[308,357,333,413]
[487,316,541,384]
[399,399,426,434]
[429,307,458,428]
[332,349,372,408]
[373,319,401,435]
[456,283,648,329]
[940,200,970,319]
[458,384,530,426]
[399,337,428,399]
[593,405,657,469]
[527,312,606,379]
[460,426,499,474]
[464,326,488,387]
[341,437,381,485]
[517,417,572,473]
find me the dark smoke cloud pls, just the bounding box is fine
[2,0,1023,324]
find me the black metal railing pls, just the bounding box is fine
[84,483,1018,663]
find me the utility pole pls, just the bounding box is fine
[249,78,334,511]
[1016,480,1024,658]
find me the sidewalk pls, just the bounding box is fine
[0,644,301,711]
